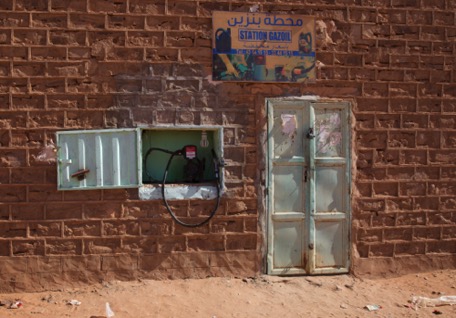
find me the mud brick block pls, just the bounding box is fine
[0,222,27,238]
[226,233,256,250]
[433,115,456,130]
[433,42,454,55]
[15,0,48,10]
[390,83,417,97]
[12,63,45,77]
[378,69,405,81]
[390,54,419,68]
[70,13,106,29]
[166,31,196,48]
[11,204,44,220]
[187,234,224,252]
[29,222,61,237]
[391,25,420,40]
[167,1,197,15]
[181,47,212,63]
[356,113,375,129]
[146,48,179,61]
[430,181,456,195]
[413,196,439,211]
[376,114,400,128]
[107,14,145,29]
[441,167,456,179]
[0,240,10,256]
[414,227,441,240]
[334,53,363,67]
[357,131,387,149]
[140,220,171,236]
[87,94,113,108]
[417,99,444,113]
[427,240,456,254]
[399,182,426,196]
[210,218,244,234]
[396,212,427,227]
[370,211,395,227]
[130,0,165,14]
[0,30,11,45]
[48,94,84,109]
[442,99,456,112]
[407,10,432,25]
[388,131,416,148]
[107,47,144,61]
[0,149,27,167]
[2,78,27,94]
[186,201,219,218]
[46,239,82,255]
[103,220,139,236]
[356,98,388,112]
[415,167,440,180]
[66,79,102,93]
[0,12,30,27]
[383,227,412,242]
[402,114,428,128]
[400,149,427,165]
[31,78,66,93]
[386,198,413,212]
[0,62,10,76]
[51,0,87,12]
[358,167,386,181]
[421,26,446,41]
[0,47,26,61]
[181,17,211,32]
[443,84,456,98]
[386,167,414,180]
[390,98,416,112]
[68,47,92,60]
[357,228,382,243]
[46,203,82,220]
[28,185,63,202]
[158,236,185,253]
[421,56,445,70]
[11,167,45,184]
[373,182,399,197]
[0,184,27,202]
[350,8,376,22]
[416,131,440,148]
[442,227,456,240]
[31,47,67,61]
[146,16,180,30]
[407,41,432,54]
[89,0,127,13]
[429,150,456,164]
[395,242,425,256]
[50,30,87,46]
[430,70,451,83]
[12,239,45,256]
[375,149,399,166]
[48,62,85,77]
[65,110,104,128]
[427,212,453,226]
[31,13,67,28]
[84,202,121,219]
[84,238,121,254]
[363,82,388,97]
[127,31,164,47]
[122,237,157,254]
[0,0,13,10]
[443,131,456,148]
[28,111,64,128]
[64,220,101,237]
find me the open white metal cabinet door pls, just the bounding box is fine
[267,99,351,275]
[57,128,141,190]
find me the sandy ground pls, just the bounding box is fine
[0,270,455,318]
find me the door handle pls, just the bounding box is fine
[306,127,315,139]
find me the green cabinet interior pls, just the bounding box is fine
[142,129,217,184]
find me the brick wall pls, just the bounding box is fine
[0,0,455,290]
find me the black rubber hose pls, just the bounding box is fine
[144,147,178,182]
[161,150,221,228]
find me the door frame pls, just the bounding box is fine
[265,97,352,275]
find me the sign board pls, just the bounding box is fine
[212,11,315,83]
